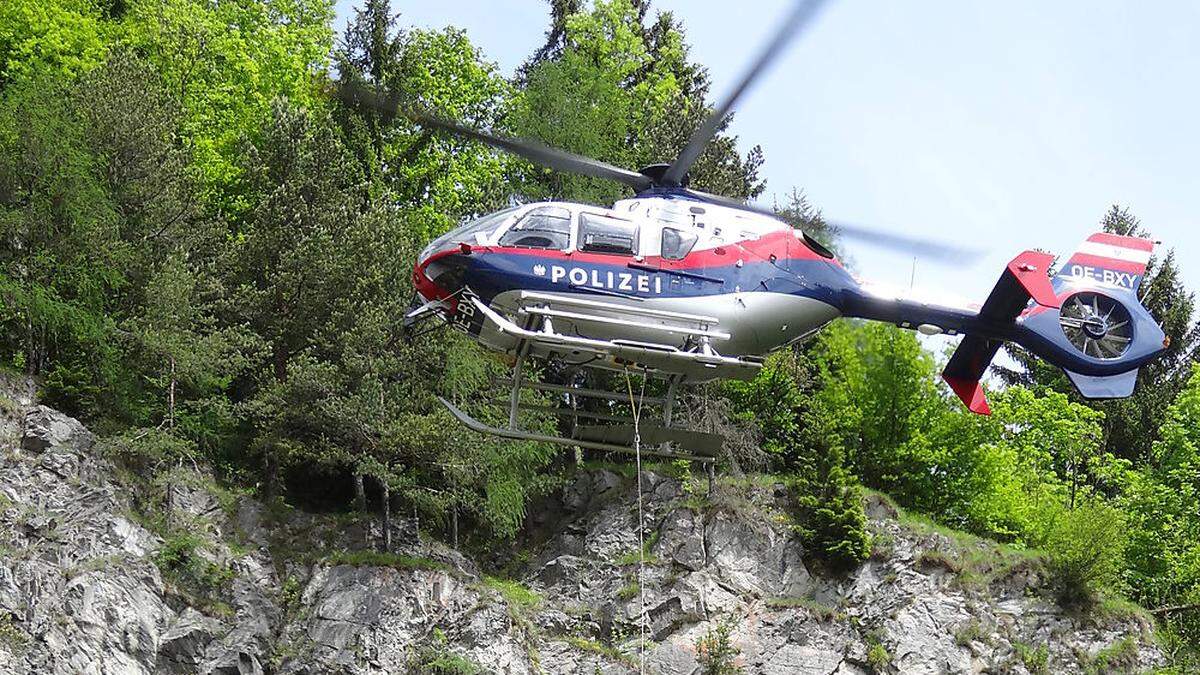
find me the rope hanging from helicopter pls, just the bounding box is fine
[622,366,649,674]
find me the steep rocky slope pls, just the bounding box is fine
[0,375,1165,674]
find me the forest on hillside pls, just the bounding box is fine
[2,0,1199,666]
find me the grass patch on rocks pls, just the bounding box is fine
[152,532,236,617]
[765,596,845,622]
[482,576,540,612]
[566,636,634,665]
[0,613,29,653]
[323,549,449,572]
[613,531,660,566]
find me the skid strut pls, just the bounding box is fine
[437,292,729,463]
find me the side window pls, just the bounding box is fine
[579,213,639,255]
[498,206,571,250]
[660,227,698,261]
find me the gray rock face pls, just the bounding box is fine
[21,405,95,455]
[0,378,1169,674]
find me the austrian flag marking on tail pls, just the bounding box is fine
[1059,233,1155,292]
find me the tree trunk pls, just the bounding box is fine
[168,356,176,429]
[353,470,366,513]
[353,468,368,547]
[263,452,279,503]
[24,314,36,376]
[451,505,459,549]
[381,479,392,553]
[262,344,288,502]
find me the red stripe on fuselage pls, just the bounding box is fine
[1086,233,1155,252]
[1063,253,1146,274]
[480,230,832,269]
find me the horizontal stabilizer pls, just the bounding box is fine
[942,334,1000,415]
[1064,368,1139,399]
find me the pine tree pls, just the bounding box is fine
[511,0,764,204]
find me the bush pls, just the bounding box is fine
[696,617,743,674]
[411,629,482,674]
[1034,500,1128,606]
[866,641,892,673]
[152,532,235,608]
[788,468,870,571]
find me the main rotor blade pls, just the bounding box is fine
[662,0,831,187]
[824,220,984,263]
[681,189,982,264]
[338,83,653,192]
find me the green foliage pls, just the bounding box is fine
[565,636,632,664]
[725,348,870,569]
[1013,641,1049,674]
[1033,499,1129,606]
[152,532,235,606]
[1119,363,1200,652]
[0,0,108,88]
[953,620,988,647]
[616,581,640,601]
[695,616,743,675]
[865,640,892,673]
[483,576,540,611]
[1087,637,1138,675]
[511,0,762,204]
[123,0,334,209]
[412,628,483,675]
[764,596,843,622]
[787,471,870,571]
[0,612,28,653]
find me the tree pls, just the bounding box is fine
[123,0,335,212]
[511,0,764,204]
[335,2,514,240]
[0,51,215,425]
[227,101,368,500]
[0,0,108,91]
[774,188,839,256]
[1120,364,1200,650]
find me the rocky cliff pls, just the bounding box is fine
[0,376,1165,674]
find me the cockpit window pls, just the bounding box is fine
[499,205,572,250]
[422,206,521,258]
[660,227,698,261]
[579,213,638,255]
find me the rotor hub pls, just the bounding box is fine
[637,163,689,188]
[1081,317,1108,339]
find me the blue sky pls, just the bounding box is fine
[332,0,1199,304]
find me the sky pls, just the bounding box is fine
[331,0,1200,305]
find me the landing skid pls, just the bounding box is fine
[439,397,717,463]
[431,291,735,462]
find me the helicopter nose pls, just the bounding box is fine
[413,246,471,301]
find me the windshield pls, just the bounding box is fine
[420,206,523,259]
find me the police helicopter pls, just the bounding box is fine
[342,0,1169,463]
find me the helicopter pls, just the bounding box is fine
[342,0,1169,463]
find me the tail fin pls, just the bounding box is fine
[1053,232,1154,294]
[942,232,1162,413]
[1049,232,1159,399]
